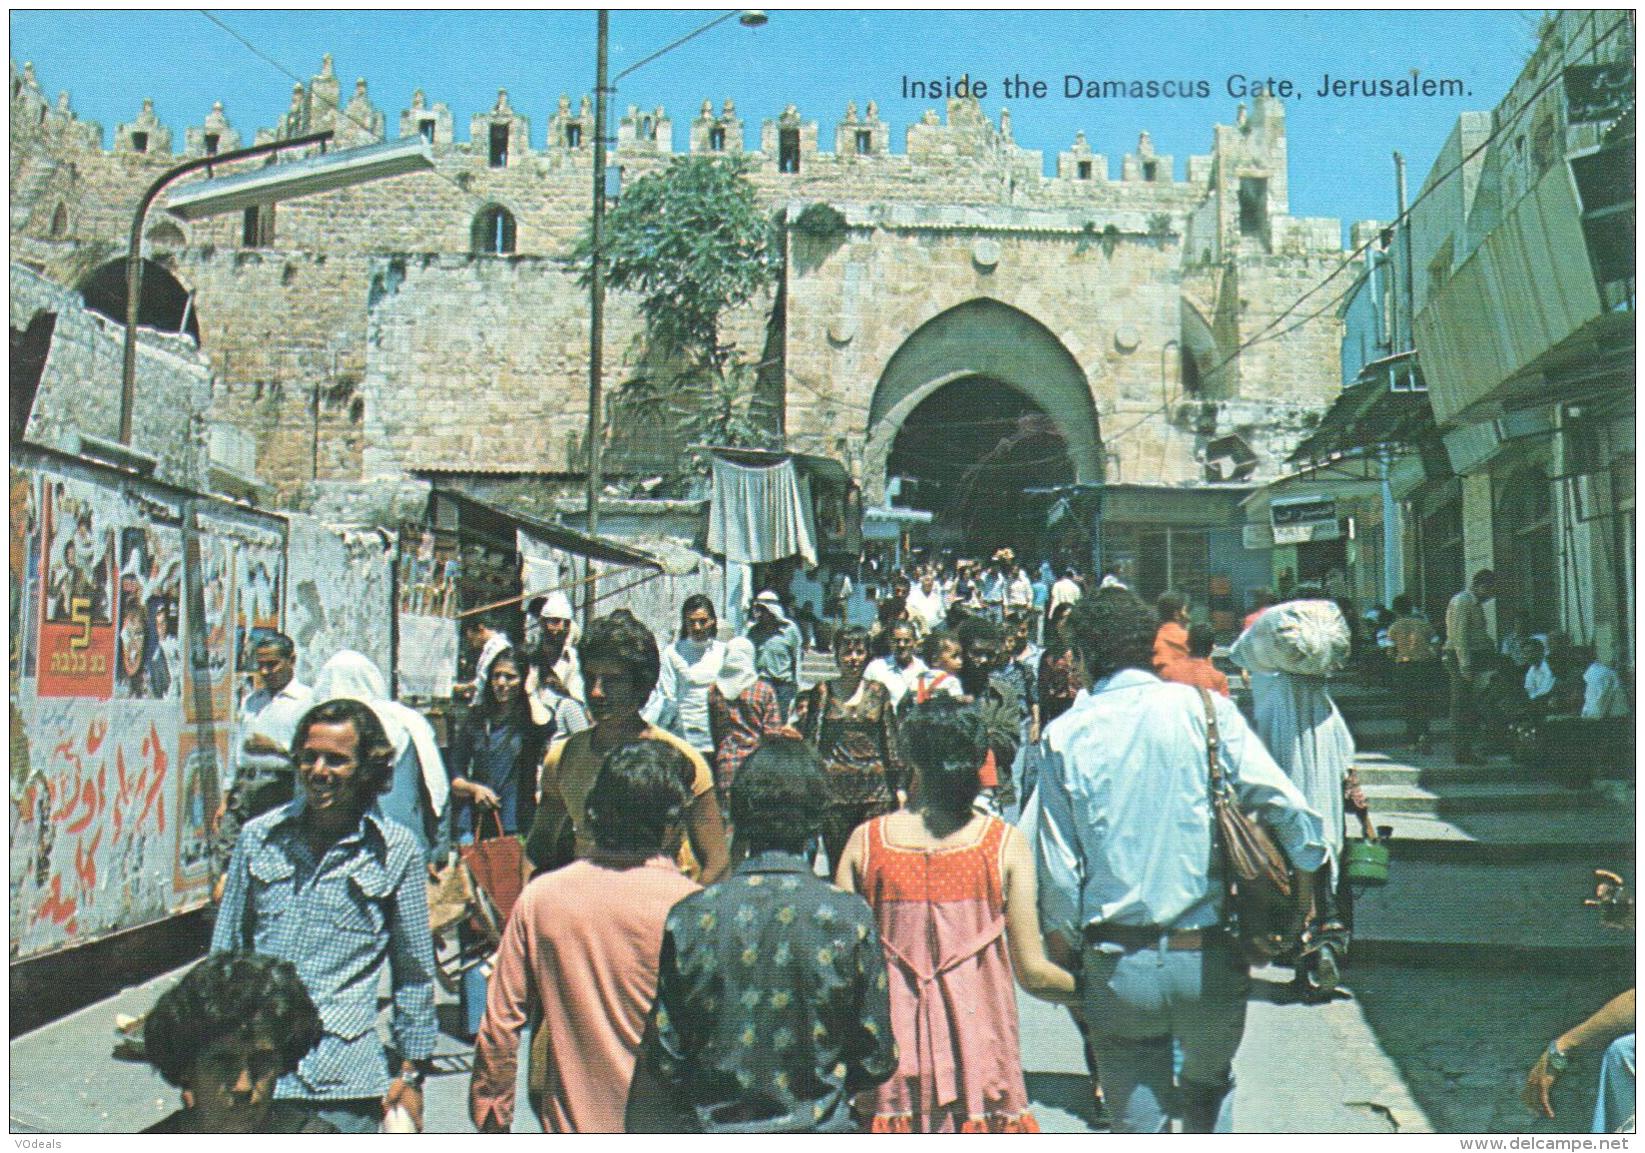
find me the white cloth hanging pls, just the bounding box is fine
[707,455,818,567]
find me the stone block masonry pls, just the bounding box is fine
[11,52,1348,498]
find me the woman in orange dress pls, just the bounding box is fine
[836,697,1076,1132]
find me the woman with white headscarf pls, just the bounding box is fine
[311,650,452,868]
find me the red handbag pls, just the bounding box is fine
[462,810,525,938]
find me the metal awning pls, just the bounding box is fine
[430,487,662,571]
[1241,458,1387,519]
[697,444,851,487]
[1289,353,1437,464]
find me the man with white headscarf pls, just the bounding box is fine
[1229,587,1355,997]
[535,592,584,704]
[312,651,452,868]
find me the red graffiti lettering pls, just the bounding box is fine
[135,724,167,833]
[74,829,101,892]
[65,777,98,835]
[52,738,83,778]
[35,874,78,930]
[85,717,107,756]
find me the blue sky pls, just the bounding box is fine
[11,9,1538,230]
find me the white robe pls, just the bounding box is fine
[1250,672,1353,881]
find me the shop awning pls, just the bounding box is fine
[429,486,662,571]
[1289,352,1437,464]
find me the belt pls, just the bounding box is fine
[1083,924,1212,951]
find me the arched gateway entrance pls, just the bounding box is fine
[864,299,1102,553]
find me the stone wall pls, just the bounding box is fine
[11,51,1347,498]
[10,263,211,490]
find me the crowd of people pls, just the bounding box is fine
[146,547,1630,1134]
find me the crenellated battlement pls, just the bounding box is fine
[9,54,1291,210]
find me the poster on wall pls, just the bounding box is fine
[182,534,235,724]
[173,724,226,891]
[36,475,118,699]
[10,469,42,682]
[234,535,284,668]
[114,523,184,701]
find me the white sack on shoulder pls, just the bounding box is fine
[1230,599,1351,677]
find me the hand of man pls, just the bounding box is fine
[383,1076,425,1132]
[1523,1051,1559,1119]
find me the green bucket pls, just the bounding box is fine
[1343,839,1390,887]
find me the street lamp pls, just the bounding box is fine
[583,8,767,629]
[118,132,434,445]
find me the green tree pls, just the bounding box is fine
[577,155,782,459]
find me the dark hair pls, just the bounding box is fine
[476,646,534,725]
[956,616,1003,650]
[1292,582,1326,599]
[834,625,871,654]
[251,630,295,660]
[1156,590,1188,624]
[467,611,512,636]
[1473,568,1496,586]
[1066,586,1156,682]
[885,617,918,640]
[579,610,662,697]
[1003,608,1032,629]
[1048,601,1074,628]
[584,740,692,854]
[1188,622,1216,659]
[729,737,828,853]
[1251,587,1277,610]
[1391,594,1413,616]
[899,697,986,818]
[921,629,959,665]
[144,952,322,1088]
[292,698,397,795]
[679,593,717,633]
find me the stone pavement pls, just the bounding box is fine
[15,949,1441,1134]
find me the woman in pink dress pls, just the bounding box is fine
[835,697,1076,1133]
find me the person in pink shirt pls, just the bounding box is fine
[469,741,700,1133]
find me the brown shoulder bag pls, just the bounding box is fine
[1199,687,1298,964]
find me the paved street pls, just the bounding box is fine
[11,950,1428,1134]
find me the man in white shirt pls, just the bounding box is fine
[1582,646,1629,719]
[905,568,947,634]
[1006,565,1035,613]
[1523,637,1556,702]
[1050,567,1083,612]
[1036,587,1327,1133]
[863,619,927,712]
[216,631,314,877]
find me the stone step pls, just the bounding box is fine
[1349,858,1637,972]
[1352,761,1503,787]
[1360,780,1603,816]
[1348,806,1635,863]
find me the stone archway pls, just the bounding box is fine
[77,257,201,345]
[864,297,1101,504]
[863,299,1102,553]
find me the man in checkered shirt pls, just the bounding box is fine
[212,696,437,1132]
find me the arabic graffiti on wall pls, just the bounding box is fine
[10,460,287,961]
[9,699,178,954]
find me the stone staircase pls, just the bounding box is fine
[1330,677,1635,974]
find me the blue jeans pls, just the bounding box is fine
[1081,934,1250,1133]
[1594,1033,1636,1134]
